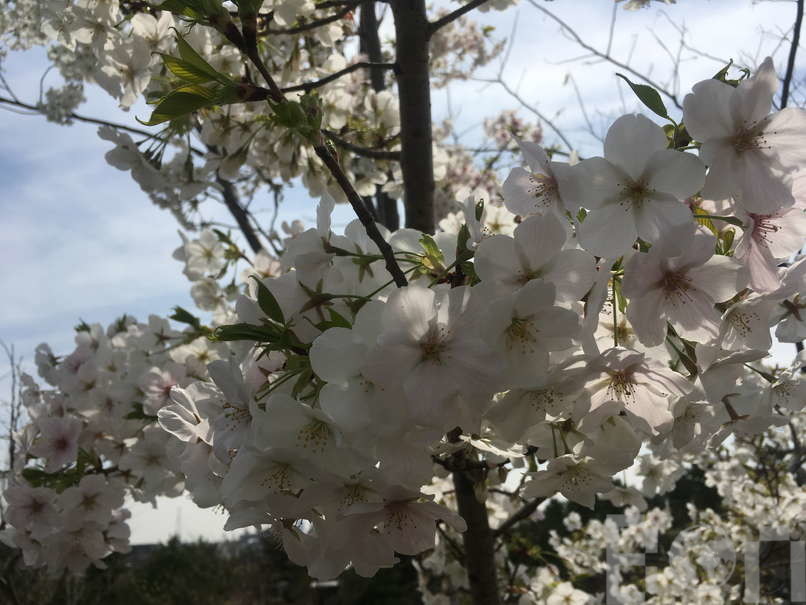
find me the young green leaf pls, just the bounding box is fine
[251,276,285,324]
[615,73,670,121]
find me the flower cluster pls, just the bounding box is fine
[3,54,805,589]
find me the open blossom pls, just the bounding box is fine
[481,280,580,386]
[623,225,747,346]
[571,114,706,258]
[733,183,806,292]
[502,140,575,217]
[586,348,692,435]
[29,416,83,472]
[474,212,596,302]
[523,455,614,509]
[361,284,500,417]
[683,57,806,214]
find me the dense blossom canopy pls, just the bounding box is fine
[1,1,805,603]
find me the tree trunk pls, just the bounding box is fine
[452,467,501,605]
[360,0,400,231]
[391,0,435,234]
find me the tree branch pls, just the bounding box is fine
[282,61,395,93]
[428,0,490,37]
[0,95,206,155]
[322,129,400,160]
[781,0,804,109]
[313,141,407,286]
[492,497,542,539]
[216,176,263,254]
[263,2,358,36]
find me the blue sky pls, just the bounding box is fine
[0,0,803,543]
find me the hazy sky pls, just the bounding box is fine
[0,0,802,544]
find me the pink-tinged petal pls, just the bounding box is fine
[474,234,519,285]
[626,287,668,347]
[518,139,551,174]
[578,202,638,259]
[604,114,667,181]
[503,166,548,217]
[663,287,722,342]
[573,157,626,210]
[700,141,739,202]
[634,196,692,244]
[734,151,795,214]
[765,107,806,168]
[720,300,774,352]
[552,161,581,214]
[643,149,706,200]
[383,284,436,341]
[683,79,735,141]
[310,327,365,384]
[735,231,781,293]
[543,249,598,302]
[514,213,567,269]
[767,209,806,259]
[688,255,747,302]
[730,57,777,127]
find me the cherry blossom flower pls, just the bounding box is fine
[572,114,706,258]
[623,225,747,346]
[683,57,806,214]
[29,416,83,472]
[523,455,614,509]
[474,212,596,302]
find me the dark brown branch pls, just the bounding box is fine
[282,61,395,93]
[217,176,263,254]
[428,0,490,37]
[314,141,407,286]
[527,0,682,110]
[234,15,407,285]
[0,95,205,155]
[781,0,804,109]
[391,0,436,233]
[263,2,358,35]
[322,129,400,160]
[492,497,542,539]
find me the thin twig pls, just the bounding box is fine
[493,498,542,539]
[0,95,205,155]
[322,129,400,160]
[781,0,804,108]
[264,2,358,35]
[528,0,682,109]
[428,0,490,37]
[282,61,395,93]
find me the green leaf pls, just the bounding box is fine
[419,234,444,264]
[139,84,240,126]
[456,224,474,264]
[616,73,670,121]
[174,33,230,84]
[721,228,736,253]
[251,276,285,324]
[170,306,202,330]
[162,54,217,84]
[326,308,352,329]
[212,322,279,342]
